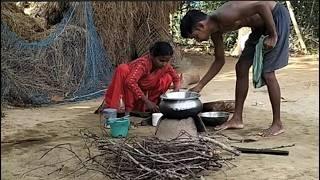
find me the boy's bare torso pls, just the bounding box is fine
[211,1,277,33]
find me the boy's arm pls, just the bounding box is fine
[240,2,277,47]
[190,33,225,92]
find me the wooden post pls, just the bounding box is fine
[286,1,308,54]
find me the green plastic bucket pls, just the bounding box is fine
[107,117,130,138]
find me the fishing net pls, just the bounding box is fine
[1,1,182,106]
[1,2,113,105]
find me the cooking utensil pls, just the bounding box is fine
[159,91,202,119]
[152,113,163,127]
[199,111,230,126]
[202,100,235,113]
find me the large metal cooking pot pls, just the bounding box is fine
[159,91,203,119]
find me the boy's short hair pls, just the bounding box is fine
[180,10,207,38]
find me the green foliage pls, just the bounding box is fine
[288,0,319,53]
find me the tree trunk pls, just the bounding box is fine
[230,27,251,57]
[286,1,308,54]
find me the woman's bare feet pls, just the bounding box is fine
[258,121,284,137]
[214,115,244,131]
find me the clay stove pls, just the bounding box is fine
[155,115,207,140]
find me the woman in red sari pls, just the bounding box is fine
[104,41,181,112]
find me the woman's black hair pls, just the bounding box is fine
[149,41,174,57]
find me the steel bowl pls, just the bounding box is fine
[160,91,200,100]
[159,91,202,119]
[199,111,230,126]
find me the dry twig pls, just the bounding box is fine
[34,130,237,179]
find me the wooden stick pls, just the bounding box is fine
[199,136,241,156]
[122,151,183,179]
[265,144,295,150]
[234,147,289,156]
[214,133,258,143]
[147,156,209,164]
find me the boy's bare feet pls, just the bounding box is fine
[214,115,244,130]
[258,121,284,137]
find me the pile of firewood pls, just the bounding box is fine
[78,130,239,180]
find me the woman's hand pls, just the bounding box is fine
[145,100,159,112]
[173,87,180,92]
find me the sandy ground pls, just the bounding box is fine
[1,54,319,180]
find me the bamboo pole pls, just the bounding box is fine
[286,1,308,54]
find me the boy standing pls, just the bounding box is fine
[180,1,290,136]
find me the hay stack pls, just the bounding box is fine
[1,25,86,105]
[1,2,182,106]
[92,1,182,65]
[1,2,73,41]
[1,2,88,105]
[1,2,49,41]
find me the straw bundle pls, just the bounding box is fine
[1,2,89,105]
[133,19,182,65]
[1,25,86,105]
[1,2,49,41]
[92,1,182,65]
[1,2,182,106]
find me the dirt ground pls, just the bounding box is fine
[1,54,319,180]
